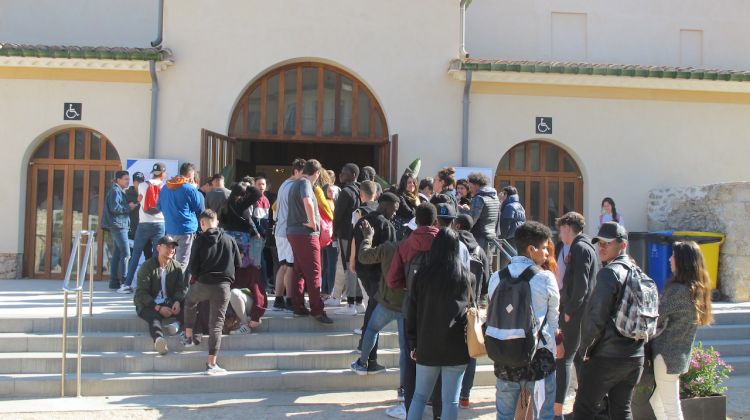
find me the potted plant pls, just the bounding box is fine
[633,342,732,420]
[678,342,733,419]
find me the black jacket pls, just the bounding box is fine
[457,230,489,299]
[560,234,600,318]
[580,254,645,359]
[333,182,360,241]
[406,265,472,367]
[188,227,241,284]
[220,187,262,236]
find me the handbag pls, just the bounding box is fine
[465,275,487,358]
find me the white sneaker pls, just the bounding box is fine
[353,328,362,335]
[335,305,358,316]
[229,324,252,335]
[324,297,343,306]
[205,363,227,376]
[116,285,132,294]
[385,402,406,419]
[154,337,168,355]
[355,303,366,313]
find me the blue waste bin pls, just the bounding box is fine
[648,231,673,293]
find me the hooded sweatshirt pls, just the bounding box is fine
[457,229,490,298]
[157,176,205,235]
[386,225,439,290]
[187,227,241,284]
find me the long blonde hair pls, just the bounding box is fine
[670,241,713,326]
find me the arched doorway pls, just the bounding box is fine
[495,141,583,228]
[24,128,122,279]
[212,62,391,189]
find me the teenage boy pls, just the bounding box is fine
[272,158,305,311]
[555,212,600,418]
[286,159,334,324]
[180,209,241,375]
[488,221,560,419]
[328,163,360,306]
[573,222,643,420]
[133,235,187,355]
[102,170,132,290]
[124,162,167,292]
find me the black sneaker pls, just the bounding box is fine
[272,297,285,311]
[284,299,295,312]
[314,313,334,324]
[293,308,310,317]
[367,361,386,375]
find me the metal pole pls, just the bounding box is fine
[76,245,81,318]
[88,236,94,316]
[76,289,83,397]
[61,291,68,397]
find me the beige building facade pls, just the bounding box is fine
[1,1,749,292]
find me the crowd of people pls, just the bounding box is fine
[101,158,713,419]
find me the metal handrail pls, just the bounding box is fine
[490,237,517,261]
[61,230,95,398]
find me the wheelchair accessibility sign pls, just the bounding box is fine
[64,103,82,120]
[535,117,552,134]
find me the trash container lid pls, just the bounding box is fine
[672,231,725,245]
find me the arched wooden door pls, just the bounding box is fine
[495,141,583,228]
[24,128,121,279]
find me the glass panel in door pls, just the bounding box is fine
[547,181,559,227]
[33,168,49,274]
[50,169,65,273]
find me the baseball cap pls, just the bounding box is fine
[455,214,474,230]
[592,221,628,244]
[157,235,179,247]
[435,203,457,219]
[151,162,167,175]
[132,171,145,183]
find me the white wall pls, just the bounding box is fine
[467,89,750,232]
[466,0,750,70]
[0,78,151,253]
[0,0,157,47]
[156,0,464,178]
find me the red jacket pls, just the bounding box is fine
[386,226,439,289]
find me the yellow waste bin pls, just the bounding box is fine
[673,231,725,290]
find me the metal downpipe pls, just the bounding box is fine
[461,70,472,167]
[148,60,159,159]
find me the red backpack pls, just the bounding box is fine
[142,181,162,215]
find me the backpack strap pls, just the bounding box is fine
[517,265,541,284]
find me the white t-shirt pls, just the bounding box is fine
[138,179,165,223]
[274,178,294,238]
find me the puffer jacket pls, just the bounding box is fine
[498,194,526,240]
[469,186,500,242]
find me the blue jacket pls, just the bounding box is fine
[157,176,205,235]
[101,183,130,231]
[498,194,526,239]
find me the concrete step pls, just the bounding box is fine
[0,312,390,334]
[723,356,750,375]
[0,331,399,353]
[712,311,750,325]
[695,324,750,341]
[697,339,750,357]
[0,349,494,375]
[0,364,499,398]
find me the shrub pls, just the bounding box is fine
[680,342,733,398]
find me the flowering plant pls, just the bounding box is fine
[680,342,733,398]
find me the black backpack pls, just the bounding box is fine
[401,250,430,315]
[485,265,545,368]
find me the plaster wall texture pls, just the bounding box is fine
[648,182,750,302]
[0,78,151,254]
[468,90,750,233]
[466,0,750,70]
[155,0,464,180]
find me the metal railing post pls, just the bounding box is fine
[76,289,83,397]
[61,291,68,397]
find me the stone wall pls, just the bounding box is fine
[0,253,18,279]
[648,182,750,302]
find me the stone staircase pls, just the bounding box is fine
[0,307,496,398]
[694,310,750,375]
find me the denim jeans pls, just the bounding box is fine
[495,372,556,420]
[460,357,477,399]
[321,244,339,294]
[125,222,165,288]
[359,305,408,386]
[108,228,130,288]
[408,363,467,420]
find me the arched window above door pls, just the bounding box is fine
[229,62,387,142]
[495,141,583,228]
